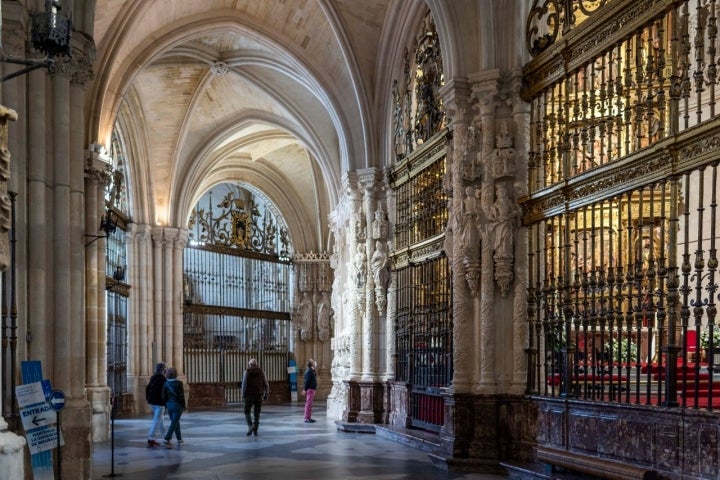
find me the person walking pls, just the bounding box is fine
[145,362,167,447]
[162,367,186,448]
[241,358,270,436]
[301,359,317,423]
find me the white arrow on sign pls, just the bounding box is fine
[49,390,66,411]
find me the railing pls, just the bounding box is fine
[524,0,720,410]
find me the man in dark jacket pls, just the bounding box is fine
[301,359,317,423]
[145,362,167,447]
[241,358,270,436]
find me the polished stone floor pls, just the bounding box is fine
[91,401,510,480]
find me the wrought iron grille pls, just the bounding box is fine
[525,0,720,410]
[392,137,449,251]
[395,255,452,431]
[391,127,452,431]
[188,184,291,258]
[107,291,128,396]
[183,222,293,403]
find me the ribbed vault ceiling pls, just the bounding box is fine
[90,0,395,252]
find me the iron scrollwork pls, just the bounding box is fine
[526,0,608,56]
[188,185,291,258]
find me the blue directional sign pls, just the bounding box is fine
[49,390,66,411]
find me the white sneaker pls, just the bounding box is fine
[162,440,173,448]
[177,439,184,445]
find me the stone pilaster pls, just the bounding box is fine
[293,252,334,399]
[127,223,154,415]
[440,78,475,394]
[0,105,24,480]
[150,227,186,374]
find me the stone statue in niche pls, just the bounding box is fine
[354,244,367,288]
[461,185,481,263]
[491,121,516,179]
[486,183,519,258]
[461,118,481,182]
[299,291,314,342]
[371,240,390,290]
[371,240,391,315]
[371,208,389,240]
[486,183,521,295]
[354,213,366,242]
[461,185,482,296]
[317,291,333,342]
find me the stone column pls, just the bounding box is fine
[441,79,475,395]
[509,72,531,393]
[53,62,93,480]
[84,149,111,441]
[357,168,385,424]
[26,66,49,361]
[172,229,188,374]
[127,223,155,415]
[150,227,184,372]
[0,104,25,480]
[359,170,377,381]
[152,227,166,360]
[473,73,500,393]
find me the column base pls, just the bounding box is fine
[356,380,384,424]
[434,393,535,471]
[61,398,93,479]
[341,380,360,422]
[0,425,26,480]
[87,386,111,442]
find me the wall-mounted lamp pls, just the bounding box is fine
[112,264,125,282]
[85,208,117,246]
[1,0,72,83]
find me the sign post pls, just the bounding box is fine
[288,359,298,402]
[49,390,66,480]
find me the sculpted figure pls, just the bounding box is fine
[299,291,313,342]
[461,186,481,262]
[354,244,367,288]
[317,292,333,342]
[486,183,520,258]
[370,240,390,290]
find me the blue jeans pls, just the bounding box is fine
[147,404,165,439]
[164,401,184,441]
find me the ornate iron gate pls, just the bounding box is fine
[391,131,452,432]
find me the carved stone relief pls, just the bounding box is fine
[0,106,18,272]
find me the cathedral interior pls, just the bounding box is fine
[1,1,720,479]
